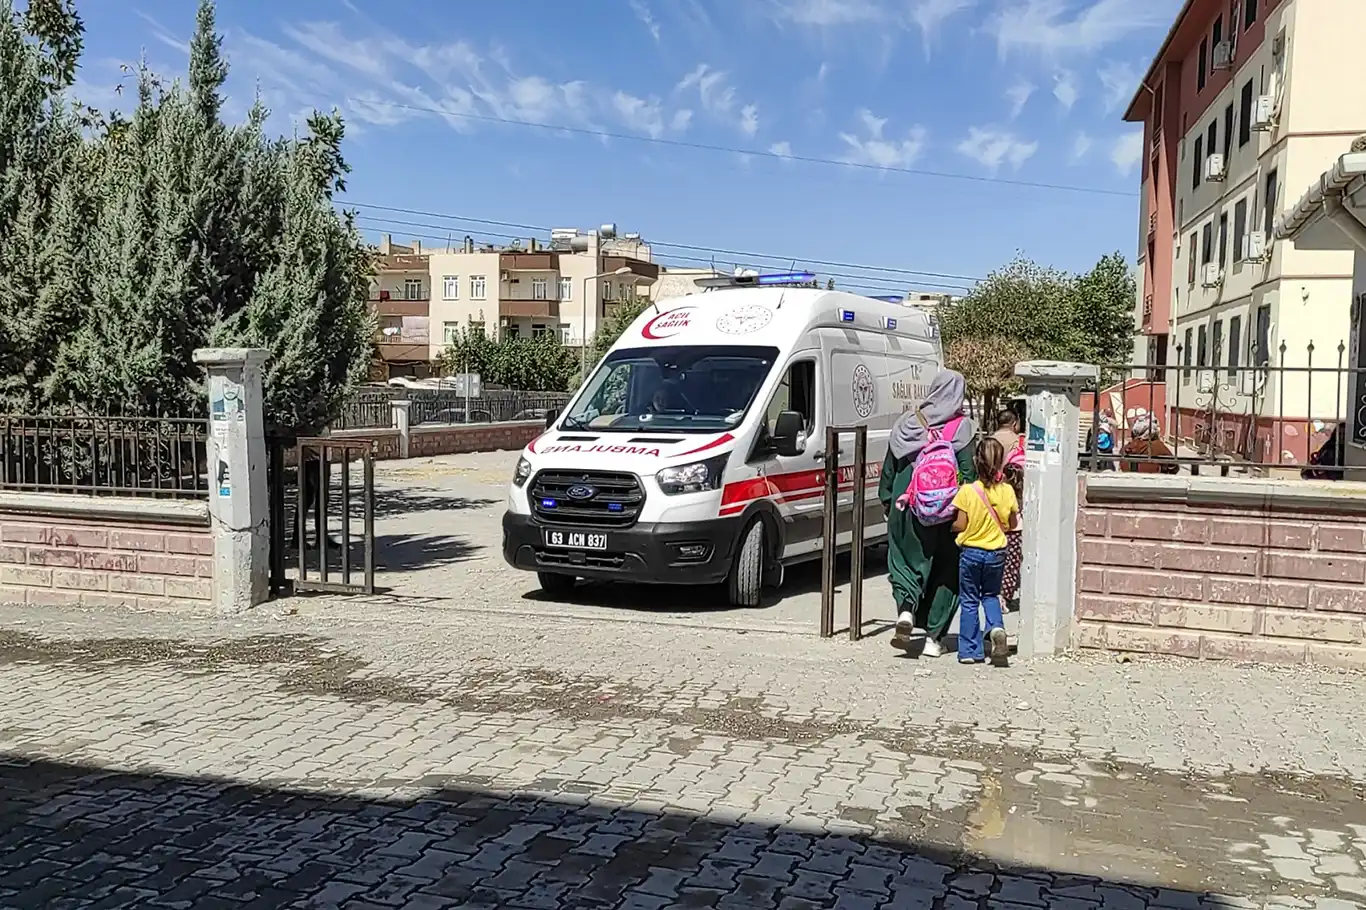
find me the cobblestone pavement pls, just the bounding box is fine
[0,603,1365,909]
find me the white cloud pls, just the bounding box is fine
[670,109,694,131]
[1005,79,1034,119]
[1052,70,1079,111]
[769,0,885,27]
[770,140,794,158]
[910,0,975,57]
[956,127,1039,171]
[1098,60,1141,112]
[838,108,927,168]
[1110,130,1144,175]
[985,0,1173,59]
[740,104,760,137]
[675,64,762,135]
[612,92,666,138]
[629,0,662,42]
[1072,131,1094,161]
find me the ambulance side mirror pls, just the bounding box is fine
[544,409,559,429]
[771,411,806,457]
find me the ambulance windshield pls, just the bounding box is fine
[562,345,779,433]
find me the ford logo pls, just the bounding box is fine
[566,484,597,500]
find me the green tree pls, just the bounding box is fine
[588,294,652,365]
[0,0,374,431]
[436,327,576,392]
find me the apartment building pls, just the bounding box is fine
[368,240,431,379]
[424,226,658,361]
[1124,0,1366,458]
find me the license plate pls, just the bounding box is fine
[543,529,608,550]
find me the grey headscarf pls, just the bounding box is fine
[1130,414,1158,439]
[889,369,977,459]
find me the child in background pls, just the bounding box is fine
[950,438,1019,666]
[994,411,1026,612]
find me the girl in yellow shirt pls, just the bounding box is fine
[950,438,1019,666]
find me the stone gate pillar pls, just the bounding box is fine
[193,348,270,612]
[1014,361,1098,658]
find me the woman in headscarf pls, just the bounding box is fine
[878,369,978,658]
[1119,413,1178,474]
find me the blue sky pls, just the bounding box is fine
[72,0,1183,298]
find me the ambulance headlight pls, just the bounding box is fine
[513,456,532,487]
[656,453,729,495]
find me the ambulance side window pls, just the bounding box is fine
[767,360,816,432]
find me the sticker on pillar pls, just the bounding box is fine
[217,460,231,498]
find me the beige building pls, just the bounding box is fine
[1124,0,1366,460]
[369,227,659,374]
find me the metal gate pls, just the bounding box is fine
[266,436,376,595]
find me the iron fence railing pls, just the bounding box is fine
[1082,341,1362,479]
[332,389,572,430]
[0,413,210,498]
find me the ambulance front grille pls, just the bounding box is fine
[530,470,645,528]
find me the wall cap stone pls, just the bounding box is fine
[1014,360,1099,382]
[0,491,210,526]
[1084,472,1366,515]
[410,420,542,437]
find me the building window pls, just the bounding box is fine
[442,321,461,345]
[1239,80,1254,146]
[469,320,485,336]
[1193,135,1203,190]
[1212,16,1223,52]
[1254,303,1271,366]
[532,278,548,300]
[505,323,520,339]
[602,281,615,301]
[1218,213,1229,267]
[1244,0,1257,30]
[470,275,487,300]
[1228,314,1242,378]
[532,323,549,338]
[404,278,422,300]
[1206,121,1217,163]
[1197,324,1209,367]
[1212,320,1224,372]
[1263,168,1278,236]
[1188,232,1198,284]
[1222,103,1233,158]
[1201,222,1213,266]
[558,278,571,301]
[1233,198,1248,262]
[1198,38,1208,91]
[1183,327,1194,381]
[442,275,459,300]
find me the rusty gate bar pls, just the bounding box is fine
[819,425,869,640]
[819,427,839,638]
[847,425,867,642]
[294,438,377,595]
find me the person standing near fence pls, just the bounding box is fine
[879,370,977,659]
[992,410,1026,612]
[949,438,1019,666]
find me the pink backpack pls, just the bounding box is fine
[907,416,964,526]
[1005,436,1026,469]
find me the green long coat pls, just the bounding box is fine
[877,440,978,639]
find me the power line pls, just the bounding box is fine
[352,215,972,293]
[351,214,974,294]
[348,99,1138,199]
[342,201,985,285]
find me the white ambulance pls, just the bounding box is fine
[501,278,944,606]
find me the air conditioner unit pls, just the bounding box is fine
[1204,153,1227,182]
[1202,263,1224,288]
[1251,96,1275,131]
[1197,370,1217,394]
[1241,230,1268,262]
[1212,41,1233,70]
[1238,368,1264,396]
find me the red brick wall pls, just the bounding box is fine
[0,513,213,608]
[1076,475,1366,667]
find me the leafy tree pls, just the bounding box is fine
[0,0,373,432]
[588,294,652,365]
[939,253,1135,408]
[437,327,576,392]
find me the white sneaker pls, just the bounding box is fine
[922,637,944,658]
[891,612,916,651]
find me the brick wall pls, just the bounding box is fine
[0,500,213,609]
[1075,473,1366,667]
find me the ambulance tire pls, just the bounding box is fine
[727,519,765,607]
[536,572,577,598]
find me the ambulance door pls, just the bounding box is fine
[759,352,825,560]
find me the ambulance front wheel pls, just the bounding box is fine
[727,519,766,607]
[537,572,577,598]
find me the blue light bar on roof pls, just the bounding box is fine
[869,295,905,303]
[839,309,855,322]
[755,271,816,285]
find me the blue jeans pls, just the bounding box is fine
[958,546,1006,660]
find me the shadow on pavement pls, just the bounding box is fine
[0,754,1258,910]
[369,491,500,520]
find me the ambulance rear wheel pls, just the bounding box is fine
[537,572,577,598]
[727,520,765,607]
